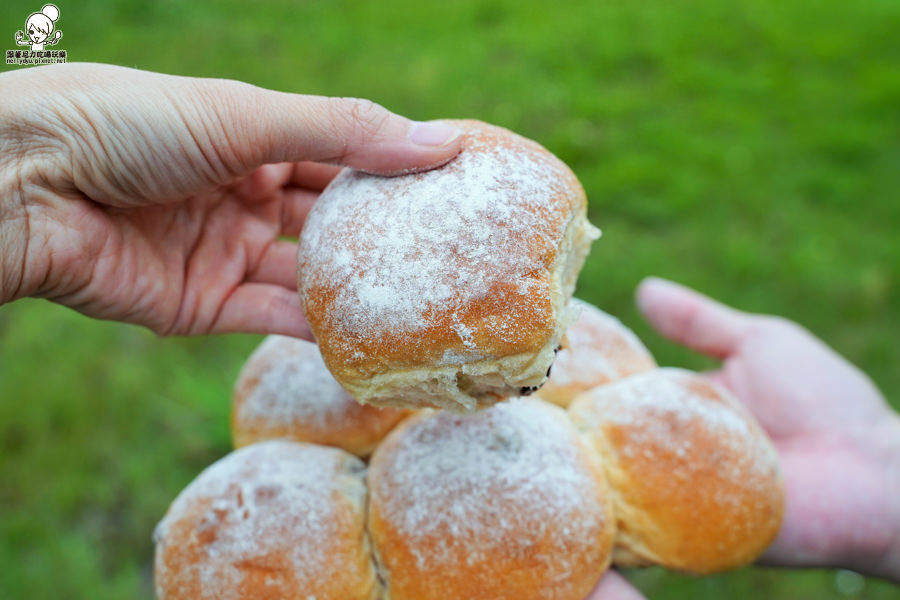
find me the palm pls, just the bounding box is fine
[702,320,896,573]
[36,163,324,336]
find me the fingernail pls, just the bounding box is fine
[409,121,462,147]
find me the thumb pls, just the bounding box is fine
[3,65,463,205]
[199,80,463,175]
[636,276,755,358]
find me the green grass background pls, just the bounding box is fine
[1,0,899,598]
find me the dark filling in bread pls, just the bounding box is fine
[519,346,562,396]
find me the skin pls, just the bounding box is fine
[0,63,462,335]
[587,571,648,599]
[1,63,897,597]
[636,277,900,582]
[589,277,900,598]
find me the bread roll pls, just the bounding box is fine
[232,336,409,457]
[367,398,615,600]
[536,298,656,407]
[157,371,785,596]
[568,368,783,574]
[297,120,600,413]
[153,441,379,600]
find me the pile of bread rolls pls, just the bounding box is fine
[154,122,783,600]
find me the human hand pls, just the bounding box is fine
[0,63,462,336]
[585,570,646,599]
[637,277,900,581]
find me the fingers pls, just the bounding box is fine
[230,165,322,237]
[279,188,320,237]
[196,79,463,175]
[585,571,646,600]
[234,163,295,199]
[636,276,755,358]
[290,161,342,190]
[208,283,311,338]
[246,240,298,289]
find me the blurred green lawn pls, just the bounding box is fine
[1,0,899,598]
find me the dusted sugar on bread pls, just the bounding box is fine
[232,336,410,457]
[568,368,784,574]
[297,120,599,412]
[536,298,657,408]
[153,441,379,600]
[367,398,614,600]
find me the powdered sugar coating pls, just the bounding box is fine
[551,299,656,387]
[568,368,783,572]
[154,441,371,599]
[573,368,775,485]
[368,398,613,597]
[238,336,360,429]
[232,336,408,455]
[298,121,589,374]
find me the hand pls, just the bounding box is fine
[585,571,646,599]
[0,63,462,336]
[637,277,900,581]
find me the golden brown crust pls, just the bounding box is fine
[568,368,784,574]
[367,398,615,600]
[536,299,657,408]
[153,441,379,600]
[231,336,410,457]
[160,367,783,596]
[297,120,597,411]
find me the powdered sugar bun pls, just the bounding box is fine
[232,336,409,457]
[367,398,614,600]
[297,120,600,413]
[153,441,379,600]
[536,298,657,408]
[568,368,783,574]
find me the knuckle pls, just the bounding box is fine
[674,301,705,340]
[153,309,187,338]
[153,324,176,338]
[329,97,391,141]
[186,79,260,171]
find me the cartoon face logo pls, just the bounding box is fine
[15,4,62,52]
